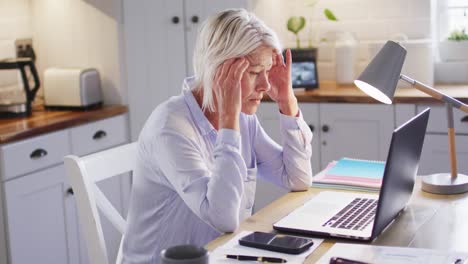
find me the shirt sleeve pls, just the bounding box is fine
[154,128,246,233]
[254,110,313,191]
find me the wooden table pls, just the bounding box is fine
[206,180,468,263]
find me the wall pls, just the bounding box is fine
[30,0,125,104]
[0,0,31,40]
[250,0,434,82]
[0,0,32,87]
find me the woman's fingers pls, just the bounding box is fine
[233,58,249,81]
[277,52,285,67]
[218,58,234,81]
[285,49,292,69]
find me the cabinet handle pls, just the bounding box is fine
[322,125,330,133]
[461,116,468,122]
[66,188,74,196]
[308,124,314,132]
[171,16,180,24]
[30,148,48,160]
[93,130,107,140]
[191,15,199,23]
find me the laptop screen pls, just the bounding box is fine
[371,108,430,238]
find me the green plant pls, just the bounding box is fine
[448,28,468,41]
[287,1,338,49]
[287,16,306,48]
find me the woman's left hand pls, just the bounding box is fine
[267,49,299,116]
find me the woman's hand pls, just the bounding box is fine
[267,49,299,116]
[214,58,249,131]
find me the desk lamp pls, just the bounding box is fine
[354,40,468,195]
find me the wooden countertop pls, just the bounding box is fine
[0,105,128,144]
[263,81,468,104]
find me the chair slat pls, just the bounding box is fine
[64,142,137,264]
[94,184,126,233]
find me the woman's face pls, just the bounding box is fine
[240,46,274,115]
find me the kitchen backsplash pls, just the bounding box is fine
[251,0,431,46]
[0,0,124,105]
[251,0,434,82]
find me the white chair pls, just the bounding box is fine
[64,142,137,264]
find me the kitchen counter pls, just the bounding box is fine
[263,81,468,104]
[0,105,128,144]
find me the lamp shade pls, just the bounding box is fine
[354,41,407,104]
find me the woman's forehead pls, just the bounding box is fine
[246,46,274,67]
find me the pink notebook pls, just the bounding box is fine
[314,158,385,190]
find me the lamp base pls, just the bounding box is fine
[421,173,468,194]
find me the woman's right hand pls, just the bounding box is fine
[213,58,249,131]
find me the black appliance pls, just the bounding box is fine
[0,58,40,117]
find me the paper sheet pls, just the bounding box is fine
[316,243,468,264]
[210,231,323,263]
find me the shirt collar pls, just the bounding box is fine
[182,77,216,136]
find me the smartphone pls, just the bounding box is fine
[238,231,314,254]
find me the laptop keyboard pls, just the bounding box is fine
[322,198,378,231]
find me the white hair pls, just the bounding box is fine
[192,8,282,112]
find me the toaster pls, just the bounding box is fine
[44,68,102,109]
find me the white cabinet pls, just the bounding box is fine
[4,165,80,264]
[254,102,395,212]
[0,114,129,264]
[419,134,468,175]
[123,0,247,140]
[256,102,395,172]
[318,103,394,168]
[417,105,468,175]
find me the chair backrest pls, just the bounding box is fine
[64,142,137,264]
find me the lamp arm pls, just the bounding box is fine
[400,74,468,113]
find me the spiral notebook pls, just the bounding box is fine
[313,157,385,192]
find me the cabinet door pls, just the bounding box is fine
[319,103,394,168]
[124,0,186,140]
[184,0,247,76]
[395,104,416,128]
[418,134,468,176]
[4,165,80,264]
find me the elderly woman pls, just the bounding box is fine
[122,8,313,263]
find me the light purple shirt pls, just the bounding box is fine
[122,77,313,263]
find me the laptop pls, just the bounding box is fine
[273,108,430,241]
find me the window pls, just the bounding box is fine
[442,0,468,40]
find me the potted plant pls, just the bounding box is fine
[286,4,337,89]
[439,28,468,61]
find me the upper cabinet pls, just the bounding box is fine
[123,0,247,140]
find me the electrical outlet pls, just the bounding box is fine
[14,38,33,59]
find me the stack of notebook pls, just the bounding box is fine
[313,157,385,192]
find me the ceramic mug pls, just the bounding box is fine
[160,245,209,264]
